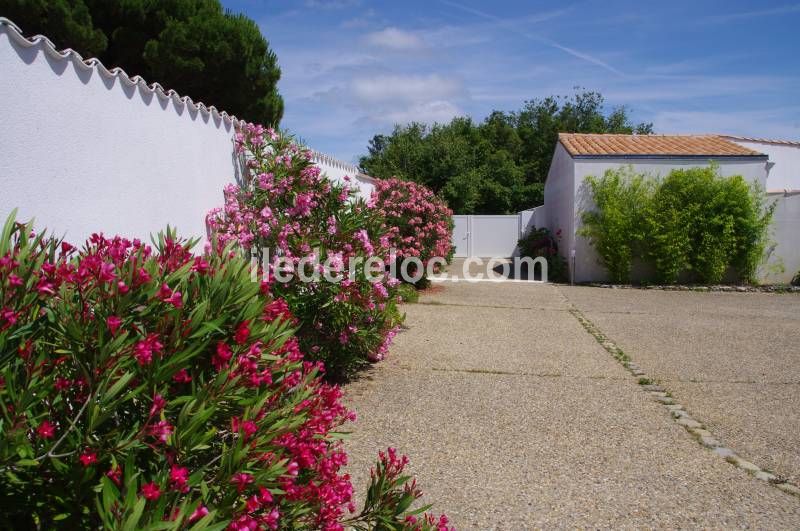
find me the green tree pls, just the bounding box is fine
[359,90,652,214]
[1,0,283,125]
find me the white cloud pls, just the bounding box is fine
[380,100,464,125]
[351,74,463,103]
[304,0,360,10]
[364,27,427,51]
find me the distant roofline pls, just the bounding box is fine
[719,134,800,147]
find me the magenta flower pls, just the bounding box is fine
[106,465,122,486]
[106,315,122,335]
[140,482,161,501]
[169,465,190,492]
[172,368,192,384]
[36,420,55,439]
[149,393,166,416]
[230,472,254,493]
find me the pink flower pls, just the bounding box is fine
[36,420,55,439]
[149,394,166,416]
[230,472,254,493]
[106,315,122,335]
[148,420,173,443]
[98,262,116,283]
[140,482,161,501]
[189,505,209,523]
[159,283,183,308]
[78,450,97,467]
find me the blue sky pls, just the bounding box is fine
[221,0,800,163]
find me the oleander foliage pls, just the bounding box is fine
[0,213,449,530]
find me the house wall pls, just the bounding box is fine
[0,19,241,246]
[570,157,769,283]
[725,139,800,191]
[763,191,800,284]
[543,143,576,276]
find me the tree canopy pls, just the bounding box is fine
[359,91,653,214]
[2,0,283,125]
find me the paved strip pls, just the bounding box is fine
[344,283,800,528]
[562,286,800,485]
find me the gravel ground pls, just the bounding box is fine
[343,282,800,529]
[561,286,800,484]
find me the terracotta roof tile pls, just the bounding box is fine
[558,133,765,157]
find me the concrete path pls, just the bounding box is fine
[561,286,800,486]
[344,282,800,529]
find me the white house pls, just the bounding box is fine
[540,133,799,284]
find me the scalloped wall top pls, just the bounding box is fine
[0,15,372,184]
[0,16,241,125]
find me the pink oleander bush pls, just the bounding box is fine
[0,213,449,530]
[207,125,403,381]
[369,179,454,285]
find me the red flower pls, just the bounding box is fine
[36,420,55,439]
[213,341,233,371]
[140,482,161,501]
[78,450,97,467]
[234,321,251,345]
[172,368,192,384]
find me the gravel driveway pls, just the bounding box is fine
[343,282,800,529]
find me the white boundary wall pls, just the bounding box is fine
[453,213,540,258]
[0,18,242,245]
[0,18,373,246]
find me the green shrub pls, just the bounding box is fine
[580,165,774,284]
[517,227,568,282]
[579,167,654,282]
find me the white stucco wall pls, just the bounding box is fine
[571,157,769,282]
[310,152,376,200]
[724,138,800,191]
[0,19,241,246]
[543,143,577,271]
[763,192,800,284]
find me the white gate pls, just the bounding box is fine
[452,215,522,257]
